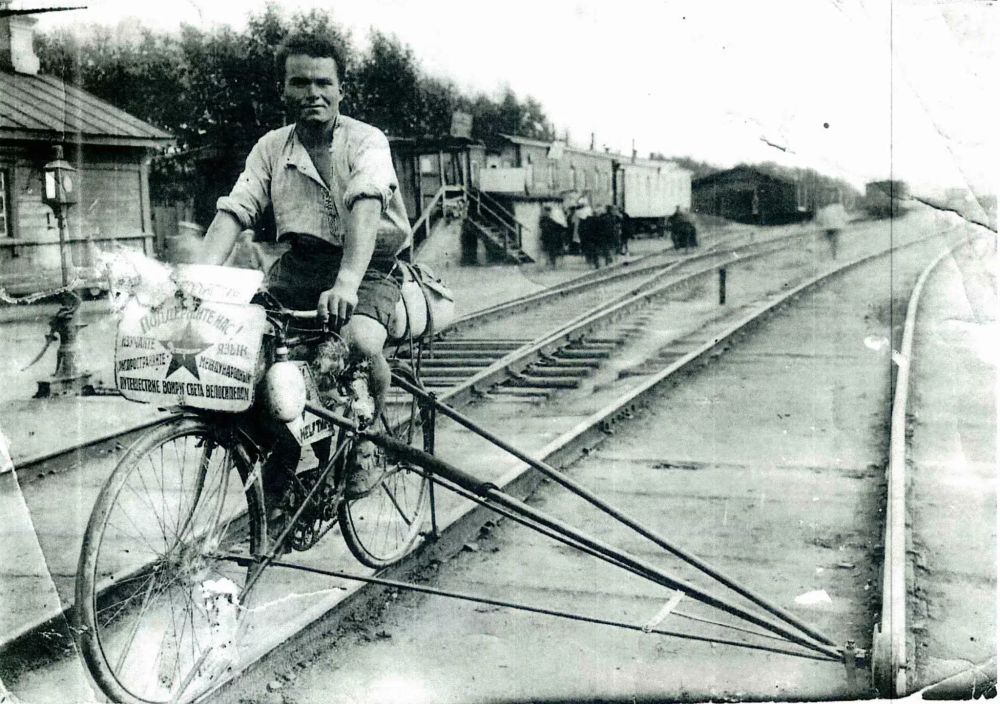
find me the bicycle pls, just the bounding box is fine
[74,282,434,704]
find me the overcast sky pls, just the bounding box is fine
[29,0,997,195]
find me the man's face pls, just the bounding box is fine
[283,54,343,126]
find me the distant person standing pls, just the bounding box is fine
[596,205,616,266]
[539,205,566,268]
[815,200,847,259]
[575,200,598,268]
[571,199,590,250]
[669,206,696,250]
[609,205,628,255]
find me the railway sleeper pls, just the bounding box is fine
[432,339,529,350]
[421,350,503,364]
[581,336,627,345]
[507,374,581,389]
[536,359,601,370]
[489,386,554,397]
[415,367,489,377]
[522,366,591,379]
[419,359,497,368]
[555,348,612,359]
[575,339,622,349]
[419,355,501,364]
[421,379,457,388]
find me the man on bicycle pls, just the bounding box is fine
[197,31,411,501]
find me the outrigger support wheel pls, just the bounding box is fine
[841,640,869,695]
[871,624,902,697]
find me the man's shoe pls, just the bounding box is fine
[344,440,389,500]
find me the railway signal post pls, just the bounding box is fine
[34,145,92,397]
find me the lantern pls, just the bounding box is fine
[42,144,77,207]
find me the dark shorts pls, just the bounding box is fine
[266,236,401,329]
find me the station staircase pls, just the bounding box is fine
[464,188,533,264]
[412,185,533,265]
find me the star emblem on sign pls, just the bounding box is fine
[161,322,213,380]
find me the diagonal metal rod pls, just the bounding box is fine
[240,557,834,663]
[422,470,803,647]
[391,376,841,649]
[243,438,349,595]
[305,402,842,661]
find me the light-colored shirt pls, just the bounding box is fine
[216,116,411,258]
[815,203,848,230]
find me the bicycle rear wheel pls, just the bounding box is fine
[76,416,265,704]
[339,368,433,568]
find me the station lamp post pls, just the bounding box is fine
[35,144,92,397]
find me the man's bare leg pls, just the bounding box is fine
[341,314,390,414]
[340,314,391,498]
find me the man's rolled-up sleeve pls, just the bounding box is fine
[216,139,273,230]
[344,130,398,211]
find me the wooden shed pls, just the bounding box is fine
[0,11,172,295]
[691,165,807,225]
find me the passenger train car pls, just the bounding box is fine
[390,132,692,260]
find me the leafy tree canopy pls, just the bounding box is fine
[35,2,556,208]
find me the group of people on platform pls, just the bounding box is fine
[539,201,697,269]
[539,202,627,269]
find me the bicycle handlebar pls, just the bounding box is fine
[285,309,319,320]
[277,307,346,336]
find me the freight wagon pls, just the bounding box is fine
[864,180,910,219]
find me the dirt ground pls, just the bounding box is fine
[211,223,974,702]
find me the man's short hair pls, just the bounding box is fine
[276,32,348,82]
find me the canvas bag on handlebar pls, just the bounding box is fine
[387,262,455,341]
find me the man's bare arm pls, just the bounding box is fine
[318,197,381,327]
[199,211,244,265]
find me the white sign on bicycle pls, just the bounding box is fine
[115,299,266,412]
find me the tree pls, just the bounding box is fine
[350,31,424,137]
[35,4,557,214]
[468,85,555,142]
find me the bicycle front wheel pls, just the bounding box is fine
[339,368,433,569]
[76,416,265,704]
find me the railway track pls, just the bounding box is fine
[0,227,821,678]
[3,215,986,703]
[12,225,802,476]
[875,237,997,696]
[204,219,985,703]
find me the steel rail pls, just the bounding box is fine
[10,232,788,474]
[435,242,786,408]
[445,231,805,335]
[305,401,845,661]
[396,374,841,648]
[198,226,956,702]
[418,469,829,648]
[870,239,969,696]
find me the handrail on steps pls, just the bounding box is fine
[411,185,465,257]
[467,187,526,254]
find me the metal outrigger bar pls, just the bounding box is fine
[300,395,865,678]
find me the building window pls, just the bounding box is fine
[0,170,11,238]
[549,164,556,190]
[419,155,437,175]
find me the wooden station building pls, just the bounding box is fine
[0,9,172,295]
